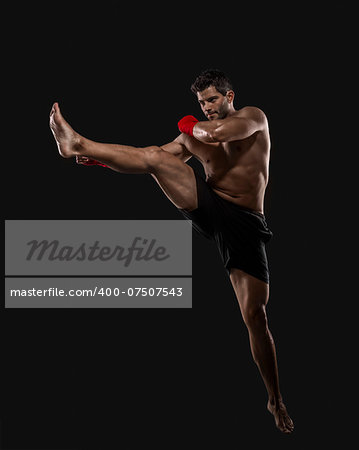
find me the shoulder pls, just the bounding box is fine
[236,106,267,123]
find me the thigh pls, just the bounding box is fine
[150,149,198,211]
[229,267,269,314]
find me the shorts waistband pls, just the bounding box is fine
[211,189,265,218]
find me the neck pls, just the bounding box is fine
[226,106,236,117]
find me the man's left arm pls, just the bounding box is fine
[178,107,266,143]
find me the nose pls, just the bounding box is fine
[204,102,212,113]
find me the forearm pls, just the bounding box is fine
[177,115,224,143]
[192,121,220,143]
[178,110,264,143]
[192,118,252,143]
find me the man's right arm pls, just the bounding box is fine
[160,135,193,162]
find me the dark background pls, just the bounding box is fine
[2,2,354,449]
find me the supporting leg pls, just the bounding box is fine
[230,268,294,433]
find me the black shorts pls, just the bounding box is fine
[179,170,273,284]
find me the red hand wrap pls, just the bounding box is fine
[82,159,108,168]
[178,115,198,136]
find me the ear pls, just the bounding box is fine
[226,90,235,104]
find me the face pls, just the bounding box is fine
[196,85,234,120]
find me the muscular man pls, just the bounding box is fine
[49,69,294,433]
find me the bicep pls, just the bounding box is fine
[161,136,192,162]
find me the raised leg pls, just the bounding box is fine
[49,103,197,210]
[229,268,294,433]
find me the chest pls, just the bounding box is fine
[191,141,245,176]
[193,141,236,163]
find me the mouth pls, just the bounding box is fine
[207,112,217,118]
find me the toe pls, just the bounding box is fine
[283,420,294,433]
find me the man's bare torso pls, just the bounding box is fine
[180,108,271,214]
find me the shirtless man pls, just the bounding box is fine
[49,69,294,433]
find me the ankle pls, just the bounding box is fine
[73,134,86,155]
[268,395,283,408]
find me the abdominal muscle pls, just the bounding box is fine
[204,164,268,214]
[183,132,270,214]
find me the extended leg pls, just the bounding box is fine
[229,268,294,433]
[49,103,197,210]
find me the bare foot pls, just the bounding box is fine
[49,102,82,158]
[267,399,294,434]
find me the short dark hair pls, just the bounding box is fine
[191,69,233,96]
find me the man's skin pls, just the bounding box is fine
[49,86,294,433]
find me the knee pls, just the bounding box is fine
[242,304,268,331]
[143,146,166,172]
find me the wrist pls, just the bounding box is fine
[178,115,199,137]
